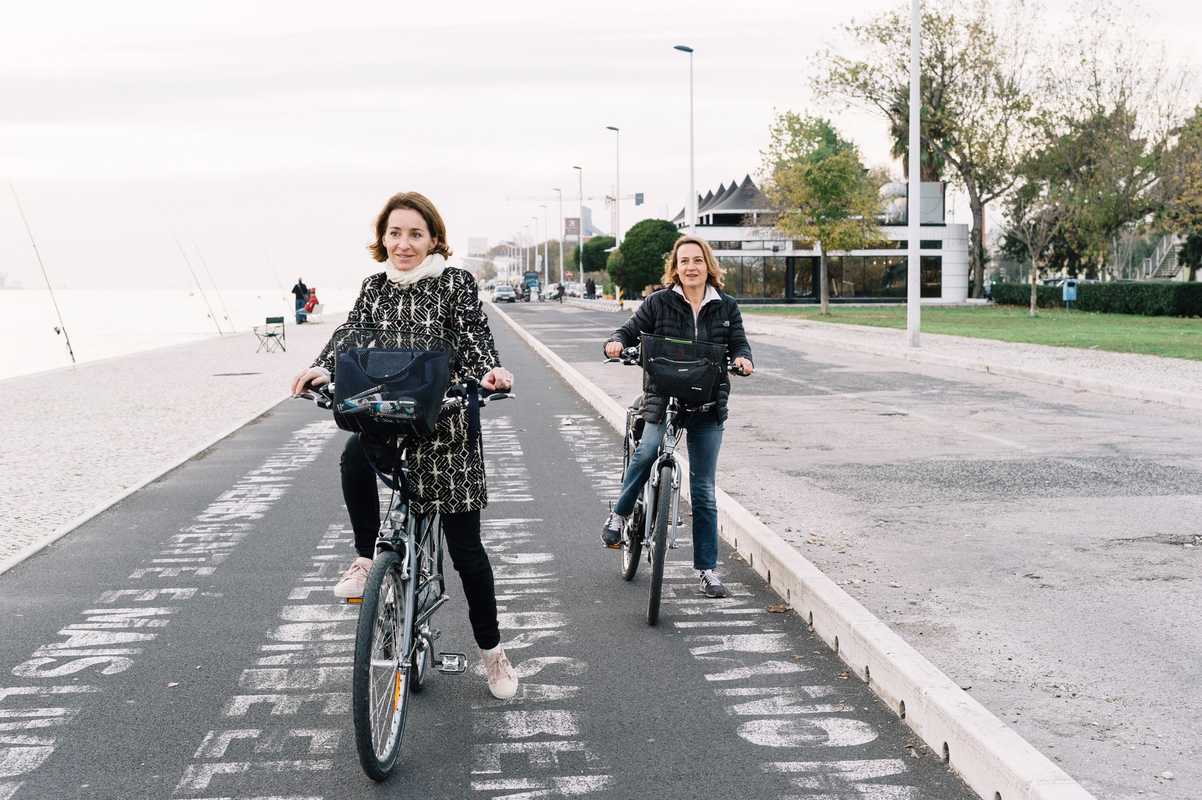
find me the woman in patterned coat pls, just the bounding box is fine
[290,191,518,699]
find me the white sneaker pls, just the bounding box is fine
[333,557,373,599]
[480,645,519,699]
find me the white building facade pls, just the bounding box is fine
[674,176,970,303]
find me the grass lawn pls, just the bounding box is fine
[744,304,1202,361]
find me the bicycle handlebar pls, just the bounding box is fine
[293,383,513,415]
[604,346,750,376]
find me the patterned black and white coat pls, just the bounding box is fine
[311,268,502,514]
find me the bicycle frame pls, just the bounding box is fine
[645,400,685,554]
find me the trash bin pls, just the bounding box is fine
[1062,279,1079,308]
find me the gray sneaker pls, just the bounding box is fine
[699,569,729,598]
[601,512,625,548]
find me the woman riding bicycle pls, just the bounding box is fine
[291,191,519,699]
[601,235,753,599]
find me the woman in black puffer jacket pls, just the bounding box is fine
[600,235,753,598]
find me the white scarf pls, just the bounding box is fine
[385,253,448,286]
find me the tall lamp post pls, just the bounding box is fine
[530,217,539,278]
[553,187,565,284]
[539,205,550,287]
[906,0,922,347]
[674,45,695,232]
[606,125,621,244]
[573,165,584,282]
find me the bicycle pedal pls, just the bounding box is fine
[435,652,468,674]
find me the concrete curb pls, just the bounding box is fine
[0,393,289,578]
[743,316,1202,413]
[490,301,1096,800]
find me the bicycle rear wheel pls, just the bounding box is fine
[352,549,415,781]
[646,464,673,625]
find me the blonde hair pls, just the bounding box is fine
[660,235,725,289]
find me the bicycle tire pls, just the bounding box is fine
[352,549,414,781]
[646,463,673,625]
[621,500,644,581]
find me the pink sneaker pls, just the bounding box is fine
[333,557,373,599]
[480,645,518,699]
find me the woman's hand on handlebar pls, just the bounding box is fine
[604,341,624,359]
[482,366,514,392]
[732,357,753,376]
[291,367,330,397]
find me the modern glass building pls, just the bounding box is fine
[672,175,970,303]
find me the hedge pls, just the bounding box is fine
[991,281,1202,316]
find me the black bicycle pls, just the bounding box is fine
[299,381,510,781]
[607,346,745,625]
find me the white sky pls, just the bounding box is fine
[2,0,1200,290]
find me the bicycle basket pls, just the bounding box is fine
[639,333,724,406]
[330,324,455,437]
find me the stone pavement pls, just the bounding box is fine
[515,300,1201,800]
[0,315,345,568]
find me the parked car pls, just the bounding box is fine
[491,284,517,303]
[565,282,584,297]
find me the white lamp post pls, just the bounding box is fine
[573,165,584,280]
[530,217,539,278]
[907,0,922,347]
[674,45,695,233]
[553,187,565,283]
[606,125,621,244]
[539,204,550,286]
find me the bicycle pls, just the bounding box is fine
[298,381,511,781]
[606,346,746,625]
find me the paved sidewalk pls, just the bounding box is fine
[0,315,345,568]
[516,300,1202,800]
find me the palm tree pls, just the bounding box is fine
[887,82,946,182]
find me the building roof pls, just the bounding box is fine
[699,183,727,213]
[710,174,772,213]
[671,206,685,223]
[710,179,740,210]
[698,189,715,212]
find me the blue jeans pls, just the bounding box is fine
[613,414,724,571]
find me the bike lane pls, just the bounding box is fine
[0,306,975,799]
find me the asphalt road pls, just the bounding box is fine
[501,298,1202,800]
[0,308,975,799]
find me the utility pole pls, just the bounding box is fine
[906,0,922,347]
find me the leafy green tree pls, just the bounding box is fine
[1157,105,1202,281]
[761,113,884,314]
[814,1,1037,298]
[1005,161,1065,317]
[612,219,679,296]
[575,236,615,276]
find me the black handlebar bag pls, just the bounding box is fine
[640,333,724,407]
[333,347,452,437]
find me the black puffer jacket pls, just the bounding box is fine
[606,286,753,424]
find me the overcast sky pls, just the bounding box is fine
[2,0,1200,291]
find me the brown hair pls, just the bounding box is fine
[660,235,724,289]
[368,192,453,262]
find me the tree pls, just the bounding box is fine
[761,113,885,314]
[1156,105,1202,280]
[612,219,679,296]
[1005,166,1065,316]
[814,0,1038,298]
[479,261,497,281]
[574,236,615,276]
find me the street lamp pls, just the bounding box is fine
[674,45,695,233]
[531,216,539,280]
[606,125,621,244]
[906,0,922,347]
[539,204,550,287]
[573,165,584,281]
[553,188,565,284]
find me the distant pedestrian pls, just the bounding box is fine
[585,277,596,299]
[291,278,309,324]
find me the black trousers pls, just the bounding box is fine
[341,434,500,650]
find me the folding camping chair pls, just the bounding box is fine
[254,316,286,353]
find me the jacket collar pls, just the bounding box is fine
[671,283,722,307]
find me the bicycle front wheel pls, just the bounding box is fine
[352,549,415,781]
[646,464,673,625]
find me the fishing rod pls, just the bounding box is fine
[173,234,224,336]
[193,244,236,333]
[9,182,76,365]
